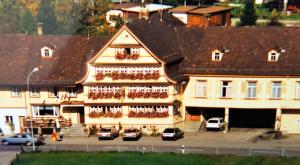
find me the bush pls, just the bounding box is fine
[87,125,98,137]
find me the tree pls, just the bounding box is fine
[54,0,82,34]
[77,0,110,35]
[240,0,258,26]
[0,0,22,33]
[267,9,284,26]
[18,8,35,34]
[37,0,58,34]
[114,15,124,30]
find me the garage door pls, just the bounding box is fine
[229,109,276,128]
[281,110,300,134]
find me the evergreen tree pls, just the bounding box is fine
[77,0,111,35]
[240,0,258,26]
[37,0,58,34]
[0,0,21,33]
[114,15,124,30]
[18,8,35,34]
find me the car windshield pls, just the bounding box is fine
[125,129,136,133]
[100,128,111,132]
[163,129,175,133]
[208,120,219,123]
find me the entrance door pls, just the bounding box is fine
[79,108,85,124]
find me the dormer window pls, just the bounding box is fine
[212,50,223,61]
[44,49,50,56]
[268,50,280,62]
[41,46,53,57]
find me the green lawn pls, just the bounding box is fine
[12,152,300,165]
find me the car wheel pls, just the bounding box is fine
[2,141,9,146]
[26,141,32,146]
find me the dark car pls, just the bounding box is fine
[162,128,184,140]
[98,127,119,140]
[1,133,44,146]
[122,128,142,141]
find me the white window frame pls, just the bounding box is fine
[30,87,40,97]
[246,82,257,98]
[66,87,77,98]
[11,86,22,97]
[49,87,59,98]
[271,82,281,99]
[221,81,232,98]
[268,50,280,62]
[32,105,59,117]
[212,50,223,61]
[196,81,207,97]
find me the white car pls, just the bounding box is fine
[206,117,225,131]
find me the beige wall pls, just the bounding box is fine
[184,76,300,109]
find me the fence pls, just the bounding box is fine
[14,144,300,157]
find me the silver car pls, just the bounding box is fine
[1,133,44,146]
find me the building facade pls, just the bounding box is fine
[0,14,300,135]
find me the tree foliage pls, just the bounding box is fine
[77,0,111,35]
[18,8,35,34]
[37,0,58,34]
[0,0,21,33]
[240,0,258,26]
[267,9,284,26]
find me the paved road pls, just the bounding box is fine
[1,129,300,157]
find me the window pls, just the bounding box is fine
[44,49,50,56]
[131,48,139,55]
[41,47,53,57]
[32,106,59,116]
[221,81,232,98]
[296,82,300,99]
[196,81,207,97]
[268,51,279,62]
[49,87,59,98]
[246,82,257,98]
[5,116,13,123]
[66,87,77,98]
[11,86,21,97]
[212,50,223,61]
[30,87,40,97]
[271,82,281,98]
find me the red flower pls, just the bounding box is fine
[95,73,104,80]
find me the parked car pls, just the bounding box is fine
[122,128,142,141]
[1,133,44,146]
[206,117,225,131]
[162,128,184,140]
[98,127,119,140]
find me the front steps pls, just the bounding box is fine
[64,124,87,137]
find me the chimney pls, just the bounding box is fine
[37,22,43,35]
[139,2,149,20]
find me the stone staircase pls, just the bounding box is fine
[65,124,87,137]
[184,121,203,132]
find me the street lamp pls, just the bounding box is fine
[27,67,39,151]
